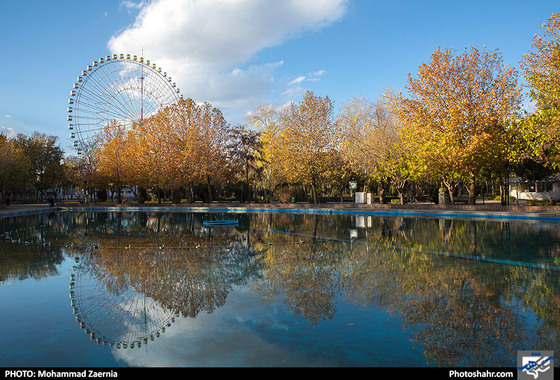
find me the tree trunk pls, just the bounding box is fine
[207,178,213,203]
[468,172,476,205]
[443,180,456,204]
[378,181,388,204]
[499,177,508,206]
[156,187,162,204]
[117,185,123,204]
[396,180,407,204]
[311,177,318,204]
[171,188,182,204]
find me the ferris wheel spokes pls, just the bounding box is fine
[67,53,182,154]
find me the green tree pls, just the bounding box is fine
[0,134,29,202]
[14,132,64,200]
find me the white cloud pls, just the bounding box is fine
[0,115,32,138]
[108,0,347,122]
[0,125,17,138]
[283,69,328,100]
[289,76,306,85]
[112,286,334,366]
[288,70,326,85]
[120,1,146,10]
[313,69,327,78]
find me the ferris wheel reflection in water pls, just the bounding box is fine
[69,252,179,350]
[66,53,182,348]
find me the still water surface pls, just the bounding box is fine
[0,209,558,367]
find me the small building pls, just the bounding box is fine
[509,177,560,201]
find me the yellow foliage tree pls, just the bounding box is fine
[278,90,342,204]
[521,13,560,169]
[339,94,414,203]
[94,121,134,203]
[247,104,285,200]
[393,46,521,204]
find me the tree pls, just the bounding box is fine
[131,104,185,202]
[338,96,381,186]
[94,121,132,203]
[521,13,560,170]
[340,94,413,204]
[248,104,285,201]
[323,148,353,203]
[14,132,64,200]
[168,97,204,200]
[188,102,232,203]
[71,143,102,203]
[228,124,263,201]
[0,134,29,202]
[278,91,341,204]
[393,46,522,204]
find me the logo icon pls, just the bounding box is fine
[518,351,554,380]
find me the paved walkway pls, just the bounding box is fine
[0,203,60,218]
[1,202,559,221]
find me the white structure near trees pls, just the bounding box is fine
[509,177,560,201]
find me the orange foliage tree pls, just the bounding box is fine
[93,98,234,203]
[94,121,134,203]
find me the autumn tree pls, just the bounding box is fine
[94,121,133,203]
[131,104,185,202]
[393,46,522,204]
[339,94,414,204]
[187,102,233,203]
[339,96,379,185]
[73,141,104,202]
[228,124,263,201]
[323,148,353,203]
[520,13,560,170]
[90,97,236,204]
[154,98,204,202]
[247,104,286,201]
[278,90,342,204]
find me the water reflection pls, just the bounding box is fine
[0,210,559,367]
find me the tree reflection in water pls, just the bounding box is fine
[1,210,558,366]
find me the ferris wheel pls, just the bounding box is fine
[67,53,182,153]
[70,255,178,349]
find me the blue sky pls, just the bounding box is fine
[0,0,558,154]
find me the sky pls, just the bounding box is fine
[0,0,558,154]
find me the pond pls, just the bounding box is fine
[0,209,558,367]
